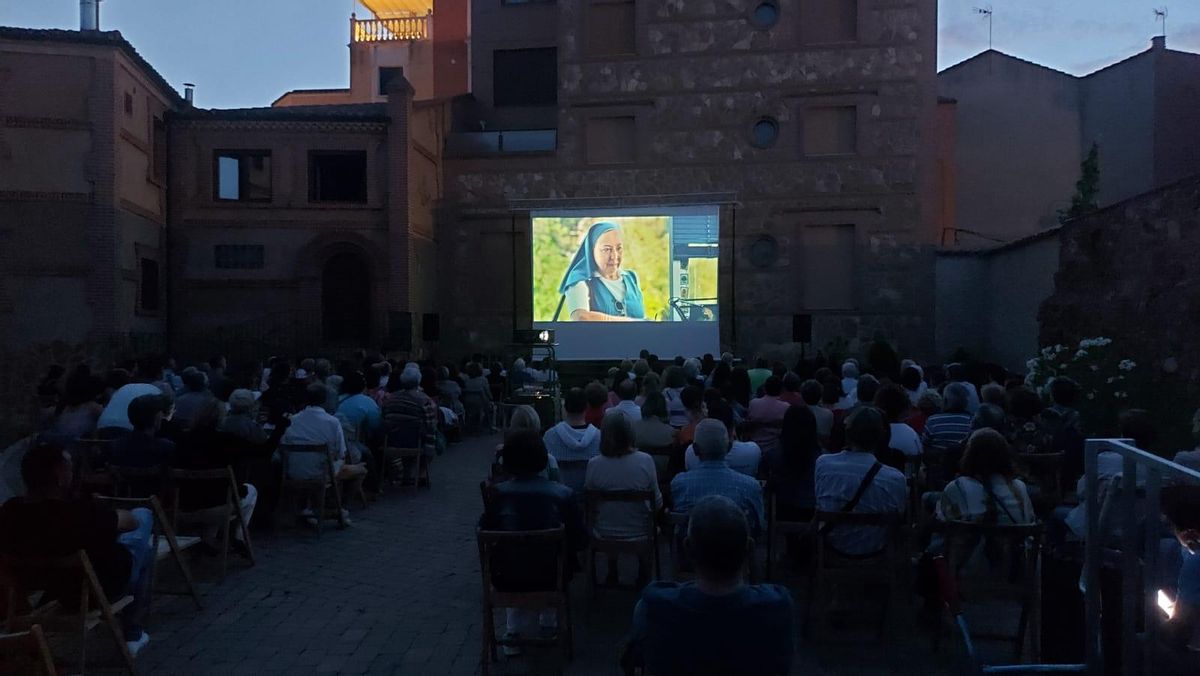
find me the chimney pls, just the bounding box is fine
[80,0,100,31]
[183,83,195,106]
[1152,35,1166,51]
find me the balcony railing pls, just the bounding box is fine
[351,13,430,43]
[445,129,557,157]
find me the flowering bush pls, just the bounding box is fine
[1025,337,1137,434]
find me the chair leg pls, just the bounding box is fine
[564,595,575,662]
[314,488,324,536]
[155,506,203,609]
[588,546,598,599]
[219,512,231,580]
[236,510,256,566]
[101,598,138,674]
[766,527,775,582]
[1014,596,1031,662]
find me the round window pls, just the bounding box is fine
[749,235,779,269]
[751,2,780,30]
[751,117,779,148]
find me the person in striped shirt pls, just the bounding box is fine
[921,382,973,453]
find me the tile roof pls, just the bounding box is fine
[171,103,390,122]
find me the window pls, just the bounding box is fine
[800,0,857,44]
[751,117,779,148]
[139,258,160,312]
[751,2,780,29]
[309,151,368,202]
[214,151,272,201]
[378,66,405,96]
[152,117,166,183]
[802,224,855,309]
[214,245,265,270]
[803,106,857,156]
[586,116,636,164]
[493,48,557,107]
[587,0,636,56]
[124,92,134,115]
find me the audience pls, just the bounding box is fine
[675,386,707,449]
[607,378,642,424]
[901,364,928,406]
[875,383,922,458]
[768,404,821,522]
[49,372,104,440]
[108,394,176,471]
[542,388,601,492]
[840,361,860,403]
[627,496,794,676]
[800,378,834,445]
[1159,485,1200,650]
[747,375,790,457]
[497,405,559,482]
[944,363,981,415]
[671,419,765,537]
[936,428,1035,525]
[632,391,677,450]
[96,374,170,436]
[281,383,365,526]
[685,400,761,478]
[172,368,216,432]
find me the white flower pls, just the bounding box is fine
[1106,377,1115,384]
[1026,358,1040,371]
[1090,365,1099,371]
[1114,391,1127,399]
[1055,344,1067,353]
[1087,392,1095,400]
[1075,349,1088,360]
[1118,359,1136,371]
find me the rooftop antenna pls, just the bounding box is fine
[974,6,994,50]
[1154,7,1167,38]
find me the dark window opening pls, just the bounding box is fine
[493,48,557,107]
[214,151,272,201]
[124,92,134,115]
[309,151,368,202]
[214,245,265,269]
[139,258,160,312]
[587,0,636,56]
[801,0,858,44]
[152,117,167,183]
[378,66,405,96]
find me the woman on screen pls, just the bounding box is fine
[555,221,646,321]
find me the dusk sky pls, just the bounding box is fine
[3,1,1197,110]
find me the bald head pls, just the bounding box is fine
[692,418,730,460]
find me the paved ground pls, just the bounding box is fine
[127,433,979,675]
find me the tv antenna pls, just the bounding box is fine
[1155,8,1168,38]
[974,6,994,50]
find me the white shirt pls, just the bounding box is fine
[814,451,907,556]
[584,451,662,539]
[684,441,762,478]
[607,400,642,424]
[888,423,923,457]
[98,383,164,431]
[1065,450,1147,539]
[809,404,834,439]
[566,277,626,318]
[281,406,348,478]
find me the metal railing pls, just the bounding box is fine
[444,129,557,156]
[1083,438,1200,675]
[351,13,430,43]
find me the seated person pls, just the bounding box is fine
[767,404,822,522]
[281,383,367,526]
[479,430,586,654]
[0,442,155,655]
[747,376,791,458]
[106,395,177,497]
[542,387,601,492]
[814,407,907,557]
[1158,485,1200,652]
[684,400,761,478]
[628,495,794,676]
[607,378,643,424]
[382,365,439,484]
[632,392,677,451]
[936,428,1035,525]
[583,381,610,428]
[671,419,765,538]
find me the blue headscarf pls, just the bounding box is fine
[557,221,644,319]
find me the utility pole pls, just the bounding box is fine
[974,6,994,50]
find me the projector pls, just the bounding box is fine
[514,329,555,345]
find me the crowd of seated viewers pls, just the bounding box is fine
[8,347,1200,670]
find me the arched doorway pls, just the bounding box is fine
[322,251,371,343]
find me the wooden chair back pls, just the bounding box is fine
[555,459,590,491]
[0,624,57,675]
[583,489,659,591]
[107,464,167,500]
[167,467,237,523]
[764,487,814,581]
[806,509,904,638]
[91,495,203,611]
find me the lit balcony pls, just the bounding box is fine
[351,0,432,43]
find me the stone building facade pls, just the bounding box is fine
[439,0,941,360]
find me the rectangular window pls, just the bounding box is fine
[587,0,636,56]
[493,48,557,107]
[213,151,272,201]
[124,92,134,116]
[800,0,858,44]
[152,117,167,183]
[139,258,160,312]
[802,224,855,310]
[585,116,636,164]
[803,106,857,156]
[378,66,405,96]
[214,245,265,270]
[309,151,368,202]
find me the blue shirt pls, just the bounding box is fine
[336,393,382,439]
[670,459,765,534]
[632,581,794,676]
[1180,546,1200,606]
[922,413,973,452]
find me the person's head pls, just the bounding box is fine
[506,405,542,438]
[814,366,834,384]
[782,372,802,394]
[181,367,208,393]
[1161,485,1200,553]
[128,393,167,433]
[136,357,163,383]
[1008,387,1043,420]
[728,367,751,406]
[640,371,661,396]
[639,349,651,360]
[619,358,633,374]
[663,365,686,389]
[710,362,731,389]
[616,378,638,402]
[901,365,923,392]
[762,375,782,397]
[821,380,842,406]
[466,362,483,379]
[228,389,257,415]
[300,358,316,374]
[844,406,886,452]
[780,404,820,469]
[855,375,880,405]
[874,383,912,423]
[971,403,1007,432]
[705,398,735,437]
[600,412,635,457]
[693,418,731,461]
[500,429,549,477]
[584,381,608,409]
[800,379,823,406]
[683,357,701,381]
[209,355,227,372]
[943,382,970,414]
[21,441,73,497]
[981,382,1006,409]
[633,359,650,377]
[959,428,1014,480]
[190,398,222,433]
[681,385,705,415]
[563,387,587,419]
[1049,376,1079,408]
[1119,409,1155,451]
[589,222,625,281]
[513,357,526,372]
[399,365,421,390]
[917,390,943,416]
[841,361,860,380]
[340,370,366,395]
[720,351,734,366]
[640,391,669,422]
[946,362,966,382]
[313,358,332,380]
[305,382,328,408]
[685,496,752,584]
[365,365,383,390]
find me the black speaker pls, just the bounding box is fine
[792,314,812,343]
[389,311,412,351]
[422,313,440,341]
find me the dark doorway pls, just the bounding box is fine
[322,252,371,343]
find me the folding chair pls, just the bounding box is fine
[108,465,167,500]
[764,488,813,581]
[664,511,692,580]
[168,467,256,578]
[583,489,659,594]
[804,510,905,638]
[0,624,57,675]
[338,418,372,508]
[477,526,573,676]
[383,424,431,490]
[638,445,676,500]
[74,438,115,492]
[277,443,344,534]
[0,551,137,674]
[92,496,203,611]
[942,521,1046,662]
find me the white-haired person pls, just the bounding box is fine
[670,419,765,538]
[381,365,438,486]
[840,361,860,406]
[494,405,559,482]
